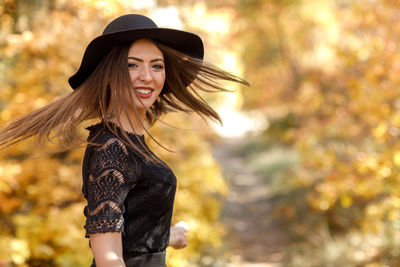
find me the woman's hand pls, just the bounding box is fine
[169,221,189,249]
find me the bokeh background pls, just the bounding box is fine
[1,0,400,266]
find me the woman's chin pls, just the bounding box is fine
[126,103,150,114]
[135,100,156,110]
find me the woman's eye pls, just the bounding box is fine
[128,63,138,68]
[153,64,164,70]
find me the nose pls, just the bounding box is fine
[139,66,152,82]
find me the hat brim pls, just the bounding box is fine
[68,28,204,89]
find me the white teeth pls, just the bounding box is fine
[135,89,152,94]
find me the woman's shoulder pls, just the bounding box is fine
[86,122,121,145]
[85,123,132,164]
[85,121,148,162]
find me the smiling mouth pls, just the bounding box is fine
[135,87,154,98]
[135,88,153,94]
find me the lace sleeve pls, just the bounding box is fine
[83,137,137,237]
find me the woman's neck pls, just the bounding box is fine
[110,110,147,135]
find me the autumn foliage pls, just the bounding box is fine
[233,0,400,265]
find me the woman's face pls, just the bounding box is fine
[126,39,166,113]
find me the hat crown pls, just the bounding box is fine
[102,14,158,35]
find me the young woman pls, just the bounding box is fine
[0,14,248,266]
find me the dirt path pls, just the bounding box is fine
[212,137,287,267]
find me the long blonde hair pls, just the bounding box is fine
[0,40,248,161]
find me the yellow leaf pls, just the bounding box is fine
[373,124,387,138]
[393,152,400,166]
[340,194,353,208]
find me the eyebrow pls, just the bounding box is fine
[127,56,164,63]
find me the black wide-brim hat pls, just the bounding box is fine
[68,14,204,90]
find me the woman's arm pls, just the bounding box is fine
[89,232,126,267]
[83,138,136,267]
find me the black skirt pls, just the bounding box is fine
[90,251,167,267]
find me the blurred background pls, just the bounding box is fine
[1,0,400,266]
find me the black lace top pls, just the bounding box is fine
[81,122,177,258]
